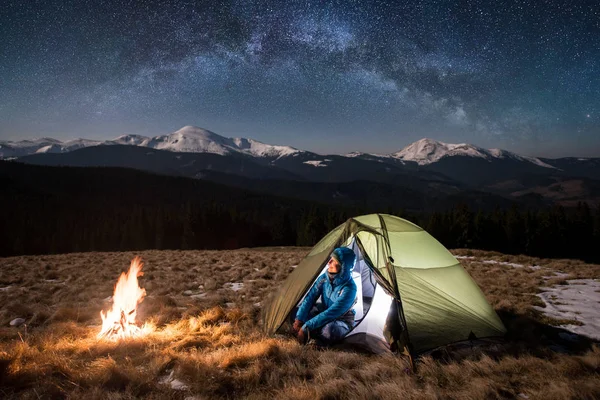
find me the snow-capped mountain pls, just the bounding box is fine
[0,137,103,158]
[141,126,231,155]
[143,126,301,159]
[109,134,148,146]
[0,126,301,161]
[391,138,555,169]
[5,129,600,187]
[344,151,409,167]
[0,138,61,158]
[60,138,103,151]
[11,130,600,207]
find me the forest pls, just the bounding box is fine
[1,161,599,262]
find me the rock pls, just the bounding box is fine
[183,290,193,296]
[224,282,244,291]
[204,278,217,290]
[558,332,579,342]
[10,318,26,327]
[159,370,189,391]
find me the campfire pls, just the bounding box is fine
[98,256,150,339]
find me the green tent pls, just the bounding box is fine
[263,214,506,357]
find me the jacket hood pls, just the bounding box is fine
[331,247,356,286]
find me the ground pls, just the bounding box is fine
[0,248,599,399]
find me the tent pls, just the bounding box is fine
[263,214,506,359]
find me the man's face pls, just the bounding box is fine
[327,257,341,273]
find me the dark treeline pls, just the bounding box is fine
[1,162,599,262]
[413,202,600,263]
[0,162,366,256]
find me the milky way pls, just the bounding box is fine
[1,0,599,156]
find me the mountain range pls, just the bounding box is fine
[4,126,600,209]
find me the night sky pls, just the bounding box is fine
[1,0,599,157]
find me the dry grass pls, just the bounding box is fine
[0,247,599,399]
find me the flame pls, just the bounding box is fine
[98,256,149,339]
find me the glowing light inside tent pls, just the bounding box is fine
[367,285,394,334]
[98,256,152,339]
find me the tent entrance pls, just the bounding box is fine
[289,234,396,353]
[344,237,396,353]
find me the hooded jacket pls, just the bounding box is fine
[296,247,357,332]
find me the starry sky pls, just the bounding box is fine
[1,0,599,157]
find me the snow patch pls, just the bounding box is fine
[224,282,244,291]
[159,370,189,391]
[233,137,300,159]
[36,144,64,153]
[62,138,102,150]
[304,160,328,167]
[481,260,527,269]
[344,152,363,158]
[542,271,571,280]
[534,279,600,340]
[459,257,543,271]
[110,134,149,146]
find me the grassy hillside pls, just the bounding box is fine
[1,248,599,399]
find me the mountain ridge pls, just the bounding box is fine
[389,138,556,169]
[5,126,600,207]
[2,126,590,166]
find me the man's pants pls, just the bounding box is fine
[291,306,352,345]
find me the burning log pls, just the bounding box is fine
[98,309,141,339]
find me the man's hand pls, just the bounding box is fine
[292,319,303,333]
[297,328,308,345]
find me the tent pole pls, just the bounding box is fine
[378,214,416,371]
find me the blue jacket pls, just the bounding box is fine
[296,247,357,332]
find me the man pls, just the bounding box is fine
[292,247,357,345]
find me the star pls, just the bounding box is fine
[0,0,598,157]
